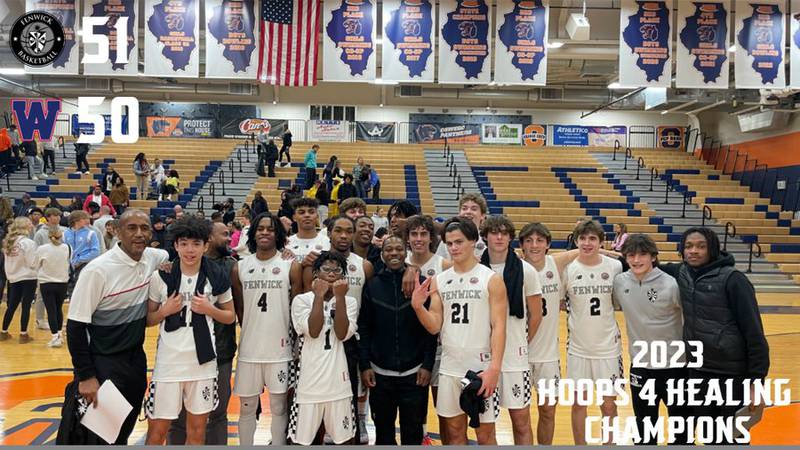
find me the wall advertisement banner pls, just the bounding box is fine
[356,121,396,143]
[145,116,214,137]
[481,123,522,144]
[309,120,349,142]
[553,125,627,147]
[410,123,481,144]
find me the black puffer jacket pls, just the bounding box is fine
[662,252,769,378]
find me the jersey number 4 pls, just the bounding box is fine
[258,293,268,312]
[451,302,470,324]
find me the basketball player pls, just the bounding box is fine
[435,193,488,258]
[340,197,367,220]
[144,216,236,445]
[232,212,303,445]
[288,252,359,445]
[563,219,624,445]
[286,198,329,267]
[480,216,542,445]
[387,200,419,238]
[411,217,507,445]
[352,215,381,266]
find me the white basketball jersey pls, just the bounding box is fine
[344,252,366,308]
[530,255,563,363]
[564,255,623,359]
[406,253,446,279]
[436,237,487,259]
[489,259,540,372]
[237,253,294,363]
[437,263,495,378]
[287,233,330,264]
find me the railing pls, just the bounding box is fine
[649,167,659,191]
[197,195,204,212]
[228,159,235,178]
[455,174,462,200]
[723,221,736,251]
[218,170,226,196]
[612,140,621,161]
[622,147,633,169]
[635,157,645,180]
[57,136,66,158]
[681,192,694,218]
[747,242,762,273]
[781,180,800,213]
[209,182,216,207]
[664,179,674,204]
[702,205,712,227]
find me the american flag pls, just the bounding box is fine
[258,0,320,86]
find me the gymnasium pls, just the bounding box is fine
[0,0,798,446]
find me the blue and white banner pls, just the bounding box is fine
[323,0,377,82]
[438,0,492,84]
[676,0,729,89]
[82,0,139,76]
[494,0,548,85]
[144,0,200,77]
[25,0,80,75]
[205,0,258,79]
[552,125,627,147]
[382,0,435,83]
[71,114,129,137]
[790,0,800,87]
[735,0,785,89]
[618,0,673,88]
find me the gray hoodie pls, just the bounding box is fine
[612,267,683,368]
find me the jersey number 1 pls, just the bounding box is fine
[451,303,470,324]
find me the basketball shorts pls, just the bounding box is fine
[530,360,561,396]
[566,354,625,388]
[435,374,499,423]
[233,360,290,397]
[498,370,532,409]
[288,397,355,445]
[144,378,218,420]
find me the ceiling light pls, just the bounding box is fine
[0,68,26,75]
[379,103,383,108]
[272,100,277,104]
[374,78,398,85]
[547,41,564,49]
[608,82,621,89]
[728,45,736,52]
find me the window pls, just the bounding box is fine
[309,105,356,122]
[322,106,332,120]
[310,105,321,120]
[333,106,344,121]
[345,106,355,122]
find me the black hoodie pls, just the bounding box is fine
[661,252,769,378]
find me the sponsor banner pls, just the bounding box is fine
[323,0,377,82]
[553,125,627,147]
[481,123,522,144]
[790,0,800,87]
[438,0,492,84]
[356,121,396,143]
[71,114,129,137]
[735,0,785,89]
[657,126,685,149]
[82,0,139,76]
[494,0,548,86]
[204,0,258,79]
[411,123,481,144]
[618,0,673,88]
[382,0,435,83]
[145,117,214,137]
[309,120,350,142]
[522,124,546,147]
[25,0,80,75]
[144,0,200,77]
[676,1,729,89]
[220,118,288,139]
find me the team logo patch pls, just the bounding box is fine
[427,269,436,277]
[10,11,66,67]
[470,277,479,284]
[315,244,323,250]
[272,267,281,275]
[512,384,521,398]
[546,271,554,279]
[476,242,486,251]
[601,272,609,280]
[446,279,454,285]
[202,385,211,401]
[342,415,350,430]
[278,370,287,383]
[349,264,357,273]
[647,288,658,303]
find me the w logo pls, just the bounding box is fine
[10,98,62,141]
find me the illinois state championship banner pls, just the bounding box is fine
[205,0,258,79]
[676,0,729,89]
[25,0,79,75]
[735,0,785,89]
[144,0,200,77]
[382,0,435,82]
[323,0,377,82]
[82,0,139,76]
[618,0,673,88]
[494,0,548,85]
[790,0,800,87]
[438,0,492,84]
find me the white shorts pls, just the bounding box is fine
[234,360,290,397]
[144,378,218,420]
[288,398,355,445]
[435,374,499,423]
[497,370,532,409]
[530,360,561,397]
[566,354,625,387]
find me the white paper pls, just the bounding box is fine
[80,380,133,444]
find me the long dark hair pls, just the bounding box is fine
[678,227,721,263]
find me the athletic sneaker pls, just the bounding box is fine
[359,419,369,444]
[0,331,10,341]
[19,334,33,344]
[36,319,50,330]
[48,335,63,348]
[421,434,434,446]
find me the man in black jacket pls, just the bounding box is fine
[660,227,769,444]
[358,235,436,445]
[265,139,279,177]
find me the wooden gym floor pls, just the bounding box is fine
[0,294,798,445]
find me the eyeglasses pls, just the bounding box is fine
[318,265,343,275]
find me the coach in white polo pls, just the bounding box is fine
[64,210,169,444]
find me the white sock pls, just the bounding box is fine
[358,399,367,423]
[238,396,259,446]
[269,393,288,445]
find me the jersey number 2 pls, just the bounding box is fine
[589,297,600,316]
[257,293,268,312]
[451,303,470,324]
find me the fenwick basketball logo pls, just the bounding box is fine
[9,11,66,66]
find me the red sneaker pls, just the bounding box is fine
[421,434,434,446]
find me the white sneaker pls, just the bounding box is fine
[359,419,369,444]
[31,176,39,180]
[47,335,63,348]
[36,319,49,330]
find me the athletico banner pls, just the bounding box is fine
[144,0,200,77]
[790,0,800,87]
[553,125,627,147]
[25,0,79,75]
[411,123,481,144]
[323,0,377,82]
[220,118,287,139]
[72,114,129,137]
[438,0,492,84]
[676,0,729,89]
[657,126,685,149]
[618,0,673,88]
[204,0,258,79]
[356,121,396,143]
[82,0,139,76]
[145,117,214,137]
[494,0,548,86]
[522,124,546,147]
[735,0,785,89]
[481,123,522,144]
[382,0,435,83]
[309,120,350,142]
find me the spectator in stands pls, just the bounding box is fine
[102,220,118,250]
[8,125,22,165]
[36,225,70,348]
[211,211,223,223]
[83,184,117,216]
[173,204,185,220]
[45,195,64,212]
[160,169,180,201]
[0,196,14,226]
[611,223,629,252]
[14,193,35,218]
[256,127,268,154]
[229,221,243,256]
[265,138,279,177]
[368,165,381,201]
[101,165,120,195]
[64,210,101,285]
[250,191,268,218]
[372,207,389,232]
[566,218,584,251]
[232,215,251,258]
[338,173,358,204]
[316,181,331,225]
[28,208,44,233]
[67,195,84,213]
[73,142,90,174]
[222,199,236,224]
[151,158,166,193]
[353,156,366,198]
[239,204,251,220]
[0,128,13,171]
[94,206,115,237]
[23,138,45,180]
[323,155,338,191]
[304,144,319,189]
[150,216,167,249]
[340,197,367,220]
[196,211,206,220]
[41,135,57,176]
[110,177,130,215]
[279,129,292,166]
[133,153,151,200]
[0,217,38,343]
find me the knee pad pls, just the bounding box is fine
[239,396,259,418]
[269,393,287,417]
